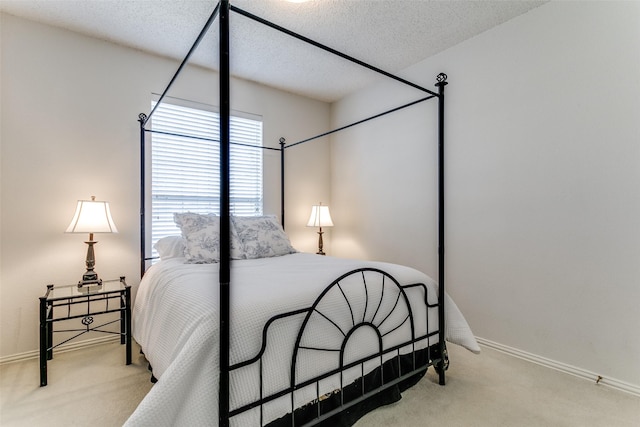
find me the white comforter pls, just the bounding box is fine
[125,254,479,426]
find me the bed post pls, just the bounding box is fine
[219,0,231,426]
[279,137,286,228]
[138,114,147,279]
[435,73,448,386]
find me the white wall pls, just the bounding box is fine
[331,1,640,387]
[0,13,331,359]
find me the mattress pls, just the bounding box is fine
[125,253,479,426]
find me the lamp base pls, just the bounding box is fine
[78,238,102,288]
[78,271,102,288]
[316,229,326,256]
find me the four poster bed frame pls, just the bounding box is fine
[137,1,449,425]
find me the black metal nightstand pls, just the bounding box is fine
[39,276,131,386]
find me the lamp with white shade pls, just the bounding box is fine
[66,196,118,287]
[306,202,333,255]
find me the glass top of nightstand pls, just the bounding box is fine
[44,278,127,301]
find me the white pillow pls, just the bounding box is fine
[173,213,243,263]
[232,215,297,259]
[153,235,185,260]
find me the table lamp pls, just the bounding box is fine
[306,202,333,255]
[66,196,118,287]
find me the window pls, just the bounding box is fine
[150,100,263,255]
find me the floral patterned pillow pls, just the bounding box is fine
[232,216,297,259]
[173,213,243,263]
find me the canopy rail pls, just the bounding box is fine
[282,95,436,150]
[141,126,281,151]
[141,3,221,127]
[230,4,438,98]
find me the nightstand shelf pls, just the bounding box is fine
[39,276,131,386]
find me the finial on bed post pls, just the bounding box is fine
[279,137,286,229]
[435,73,448,86]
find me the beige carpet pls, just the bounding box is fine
[0,341,152,426]
[356,345,640,427]
[0,341,638,426]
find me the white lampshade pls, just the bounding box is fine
[66,197,118,234]
[307,204,334,228]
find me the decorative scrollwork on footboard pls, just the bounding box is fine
[228,267,440,426]
[291,268,417,388]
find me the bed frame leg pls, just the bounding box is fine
[434,342,449,385]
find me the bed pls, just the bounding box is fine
[128,1,476,426]
[127,239,479,426]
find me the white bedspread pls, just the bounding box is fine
[125,254,479,427]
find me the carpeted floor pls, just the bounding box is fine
[0,341,152,427]
[355,345,640,427]
[0,340,638,426]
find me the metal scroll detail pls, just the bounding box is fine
[81,316,94,326]
[436,73,448,83]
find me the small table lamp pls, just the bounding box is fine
[65,196,118,287]
[306,202,333,255]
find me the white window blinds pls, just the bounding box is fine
[150,101,263,253]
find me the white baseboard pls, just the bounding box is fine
[0,336,119,365]
[476,337,640,397]
[3,335,639,397]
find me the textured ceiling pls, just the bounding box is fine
[0,0,546,102]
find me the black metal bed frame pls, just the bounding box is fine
[137,1,448,426]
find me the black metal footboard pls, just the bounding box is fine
[228,268,443,426]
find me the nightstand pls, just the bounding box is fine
[39,276,131,386]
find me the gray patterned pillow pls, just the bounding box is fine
[173,213,243,263]
[232,215,297,259]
